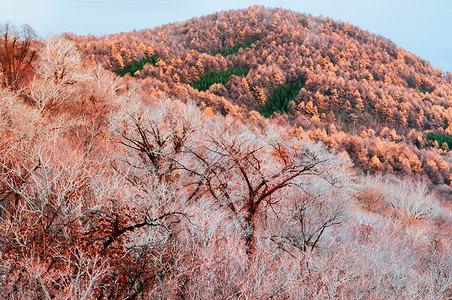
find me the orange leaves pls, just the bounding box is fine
[304,100,316,115]
[356,188,387,214]
[273,72,283,85]
[251,85,267,105]
[204,106,214,117]
[370,155,382,170]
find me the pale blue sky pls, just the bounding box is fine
[1,0,451,72]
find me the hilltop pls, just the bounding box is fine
[66,6,452,188]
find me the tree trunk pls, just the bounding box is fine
[244,210,256,260]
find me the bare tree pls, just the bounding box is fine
[28,36,87,114]
[90,100,206,298]
[272,185,349,253]
[0,22,37,90]
[0,139,104,298]
[192,125,350,259]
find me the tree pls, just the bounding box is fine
[193,126,350,259]
[274,190,348,253]
[101,100,203,297]
[0,22,37,90]
[0,138,108,298]
[28,36,87,114]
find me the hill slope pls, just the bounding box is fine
[66,6,452,187]
[0,7,451,299]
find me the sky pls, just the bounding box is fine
[1,0,451,72]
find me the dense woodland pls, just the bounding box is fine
[65,6,452,188]
[0,6,451,299]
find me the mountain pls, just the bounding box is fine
[66,5,452,188]
[0,7,451,299]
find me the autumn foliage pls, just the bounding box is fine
[66,6,452,185]
[0,6,451,299]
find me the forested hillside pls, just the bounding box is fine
[66,6,452,188]
[0,7,451,299]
